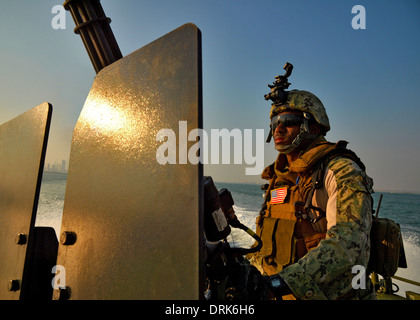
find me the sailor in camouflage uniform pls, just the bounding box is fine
[247,81,376,300]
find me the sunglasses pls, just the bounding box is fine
[271,113,303,131]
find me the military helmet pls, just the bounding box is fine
[264,63,330,154]
[270,90,330,133]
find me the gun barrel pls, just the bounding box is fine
[63,0,123,73]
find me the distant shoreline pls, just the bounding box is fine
[374,189,420,196]
[43,170,68,174]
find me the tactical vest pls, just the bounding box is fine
[250,140,366,276]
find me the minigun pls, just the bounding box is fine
[203,176,262,300]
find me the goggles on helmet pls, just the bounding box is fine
[270,113,303,132]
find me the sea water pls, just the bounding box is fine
[35,172,420,298]
[35,172,66,238]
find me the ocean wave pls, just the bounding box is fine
[403,231,420,248]
[394,233,420,296]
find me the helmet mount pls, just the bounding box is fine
[264,62,294,106]
[265,62,294,144]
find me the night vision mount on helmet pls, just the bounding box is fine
[264,62,293,105]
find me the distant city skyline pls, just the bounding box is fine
[44,159,67,173]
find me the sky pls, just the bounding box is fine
[0,0,419,193]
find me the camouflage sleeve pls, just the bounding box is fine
[278,157,374,300]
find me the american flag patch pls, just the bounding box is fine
[271,187,287,204]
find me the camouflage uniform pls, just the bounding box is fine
[249,88,376,300]
[249,138,375,299]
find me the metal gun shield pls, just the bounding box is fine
[54,24,203,299]
[0,102,52,300]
